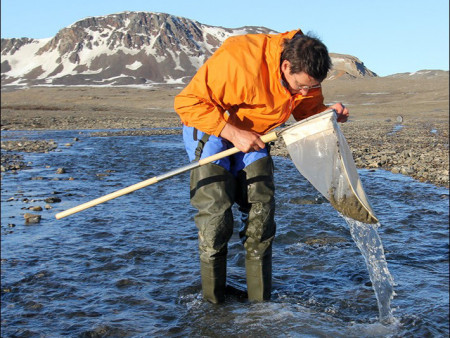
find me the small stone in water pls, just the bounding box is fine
[24,213,41,224]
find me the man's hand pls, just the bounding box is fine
[219,123,265,153]
[329,102,349,123]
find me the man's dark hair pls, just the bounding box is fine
[281,33,331,82]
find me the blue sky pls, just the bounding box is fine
[1,0,448,76]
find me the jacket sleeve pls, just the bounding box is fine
[291,89,328,121]
[174,42,247,137]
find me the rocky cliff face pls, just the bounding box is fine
[1,11,376,87]
[328,53,377,79]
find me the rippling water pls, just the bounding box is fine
[1,130,449,337]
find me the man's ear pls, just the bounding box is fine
[281,60,290,75]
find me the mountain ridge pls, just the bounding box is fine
[0,11,402,88]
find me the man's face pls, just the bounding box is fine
[281,60,321,95]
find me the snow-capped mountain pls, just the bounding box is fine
[1,11,376,87]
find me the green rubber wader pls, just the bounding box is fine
[237,156,276,302]
[190,163,236,304]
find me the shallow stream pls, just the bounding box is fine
[1,130,449,337]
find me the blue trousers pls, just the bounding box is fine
[183,125,269,175]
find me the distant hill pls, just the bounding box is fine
[385,69,449,79]
[1,11,378,87]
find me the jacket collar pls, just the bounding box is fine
[266,29,303,96]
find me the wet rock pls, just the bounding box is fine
[56,167,66,174]
[44,197,61,203]
[1,139,57,153]
[289,198,316,205]
[24,300,43,310]
[0,153,27,171]
[368,160,380,168]
[45,204,52,210]
[315,195,328,204]
[400,166,415,175]
[115,278,141,288]
[24,213,41,224]
[29,206,43,211]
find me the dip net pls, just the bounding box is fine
[281,110,378,224]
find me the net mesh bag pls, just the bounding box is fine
[281,110,378,224]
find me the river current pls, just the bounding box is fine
[1,130,449,337]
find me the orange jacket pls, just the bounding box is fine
[174,29,328,137]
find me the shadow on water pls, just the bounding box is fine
[1,131,449,337]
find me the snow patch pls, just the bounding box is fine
[164,75,185,84]
[409,70,431,76]
[126,61,143,70]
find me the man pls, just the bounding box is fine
[174,29,349,304]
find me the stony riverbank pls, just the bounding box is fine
[1,118,448,188]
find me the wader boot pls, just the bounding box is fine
[237,156,276,302]
[245,246,273,302]
[190,163,236,304]
[200,256,227,304]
